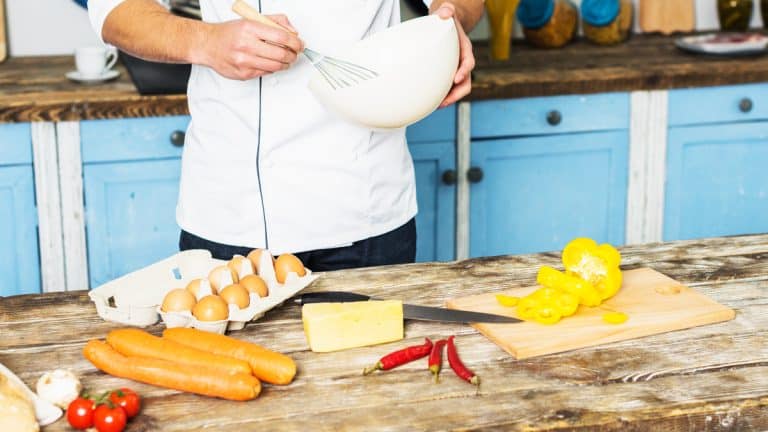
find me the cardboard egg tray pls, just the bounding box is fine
[88,249,318,332]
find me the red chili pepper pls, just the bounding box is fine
[428,339,448,382]
[363,338,433,375]
[447,336,479,386]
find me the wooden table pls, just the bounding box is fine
[1,234,767,431]
[4,34,768,122]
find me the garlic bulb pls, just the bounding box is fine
[36,369,81,409]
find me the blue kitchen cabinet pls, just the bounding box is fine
[664,122,768,241]
[81,116,189,288]
[469,94,630,257]
[469,131,629,257]
[407,106,456,262]
[0,124,41,296]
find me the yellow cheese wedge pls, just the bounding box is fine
[302,300,404,353]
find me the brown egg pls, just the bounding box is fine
[219,284,251,309]
[227,255,254,279]
[186,278,215,297]
[239,274,269,298]
[161,288,196,313]
[192,295,229,321]
[208,265,238,293]
[274,253,306,284]
[247,249,274,274]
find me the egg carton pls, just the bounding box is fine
[88,249,318,331]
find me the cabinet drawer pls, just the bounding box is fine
[409,140,455,262]
[469,130,629,257]
[664,122,768,241]
[81,116,190,163]
[0,166,41,296]
[0,123,32,166]
[406,105,456,143]
[471,93,629,139]
[668,83,768,126]
[84,159,182,288]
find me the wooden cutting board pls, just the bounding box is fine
[639,0,696,35]
[446,268,735,359]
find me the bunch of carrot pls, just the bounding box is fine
[83,328,296,401]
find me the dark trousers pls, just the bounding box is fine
[179,218,417,271]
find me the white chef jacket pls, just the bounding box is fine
[89,0,433,254]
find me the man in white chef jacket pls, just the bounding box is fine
[88,0,483,270]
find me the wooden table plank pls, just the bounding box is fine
[1,234,767,431]
[4,34,768,122]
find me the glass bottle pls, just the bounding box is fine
[718,0,754,31]
[486,0,522,61]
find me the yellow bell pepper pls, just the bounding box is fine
[562,237,622,301]
[495,237,624,325]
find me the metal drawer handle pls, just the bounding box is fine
[441,169,457,185]
[739,98,753,113]
[170,130,186,147]
[467,167,484,183]
[546,110,562,126]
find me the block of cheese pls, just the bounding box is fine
[302,300,404,352]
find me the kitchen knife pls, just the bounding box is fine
[296,291,521,324]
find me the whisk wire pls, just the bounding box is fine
[303,48,378,91]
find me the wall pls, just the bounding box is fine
[5,0,767,57]
[6,0,99,56]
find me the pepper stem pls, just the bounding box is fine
[362,362,382,376]
[429,365,441,383]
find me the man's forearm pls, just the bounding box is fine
[430,0,484,31]
[101,0,210,64]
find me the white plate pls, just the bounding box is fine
[65,69,120,83]
[675,33,768,56]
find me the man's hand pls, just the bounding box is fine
[199,15,304,81]
[432,2,477,107]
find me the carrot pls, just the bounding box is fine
[106,328,252,376]
[163,328,296,385]
[83,340,261,401]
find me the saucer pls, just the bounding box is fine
[675,33,768,56]
[65,69,120,84]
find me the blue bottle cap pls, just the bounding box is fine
[517,0,556,30]
[581,0,621,27]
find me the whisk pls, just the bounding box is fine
[232,0,378,90]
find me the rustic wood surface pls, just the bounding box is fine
[1,234,767,431]
[0,56,188,123]
[471,33,768,100]
[4,33,768,122]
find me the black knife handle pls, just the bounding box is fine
[297,291,372,304]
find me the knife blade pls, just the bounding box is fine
[296,291,521,324]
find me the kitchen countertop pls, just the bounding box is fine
[1,234,766,431]
[3,34,768,122]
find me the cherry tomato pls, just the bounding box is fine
[93,404,127,432]
[66,396,94,430]
[109,387,141,418]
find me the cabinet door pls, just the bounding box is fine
[470,131,629,257]
[409,141,456,262]
[84,160,182,288]
[665,122,768,241]
[0,166,41,296]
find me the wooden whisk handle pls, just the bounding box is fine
[232,0,295,33]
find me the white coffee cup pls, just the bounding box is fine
[75,46,118,78]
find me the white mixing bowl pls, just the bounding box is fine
[309,15,460,130]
